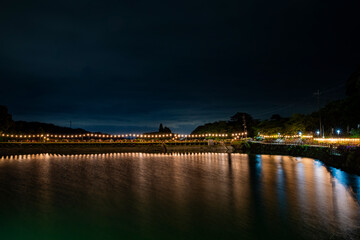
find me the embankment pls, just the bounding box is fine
[0,142,231,156]
[232,141,360,175]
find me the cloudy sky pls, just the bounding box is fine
[1,0,359,133]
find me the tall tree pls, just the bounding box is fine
[230,112,255,136]
[159,123,164,132]
[0,105,14,132]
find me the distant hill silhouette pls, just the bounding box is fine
[0,105,89,134]
[192,113,256,137]
[143,123,172,135]
[13,121,88,134]
[191,65,360,137]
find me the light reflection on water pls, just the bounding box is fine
[0,153,359,240]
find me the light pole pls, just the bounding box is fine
[336,129,340,137]
[314,90,322,137]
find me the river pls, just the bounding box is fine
[0,153,359,239]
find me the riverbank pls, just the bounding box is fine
[0,142,231,156]
[233,141,360,175]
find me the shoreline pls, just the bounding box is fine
[239,142,360,175]
[0,142,232,156]
[1,142,359,175]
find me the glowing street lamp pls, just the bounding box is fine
[336,129,341,136]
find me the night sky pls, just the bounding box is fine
[1,0,360,133]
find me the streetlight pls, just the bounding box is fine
[336,129,341,137]
[316,130,320,136]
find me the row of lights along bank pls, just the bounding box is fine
[0,132,247,139]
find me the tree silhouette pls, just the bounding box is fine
[159,123,164,132]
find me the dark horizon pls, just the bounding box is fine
[1,0,360,133]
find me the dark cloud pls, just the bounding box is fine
[1,0,359,133]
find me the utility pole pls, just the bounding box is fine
[314,90,322,137]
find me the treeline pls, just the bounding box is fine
[0,106,88,134]
[143,123,172,135]
[192,113,257,136]
[192,65,360,137]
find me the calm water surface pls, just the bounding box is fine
[0,153,359,240]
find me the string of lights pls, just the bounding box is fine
[313,138,360,143]
[0,132,247,139]
[260,135,360,143]
[260,134,313,138]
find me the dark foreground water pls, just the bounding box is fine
[0,153,359,240]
